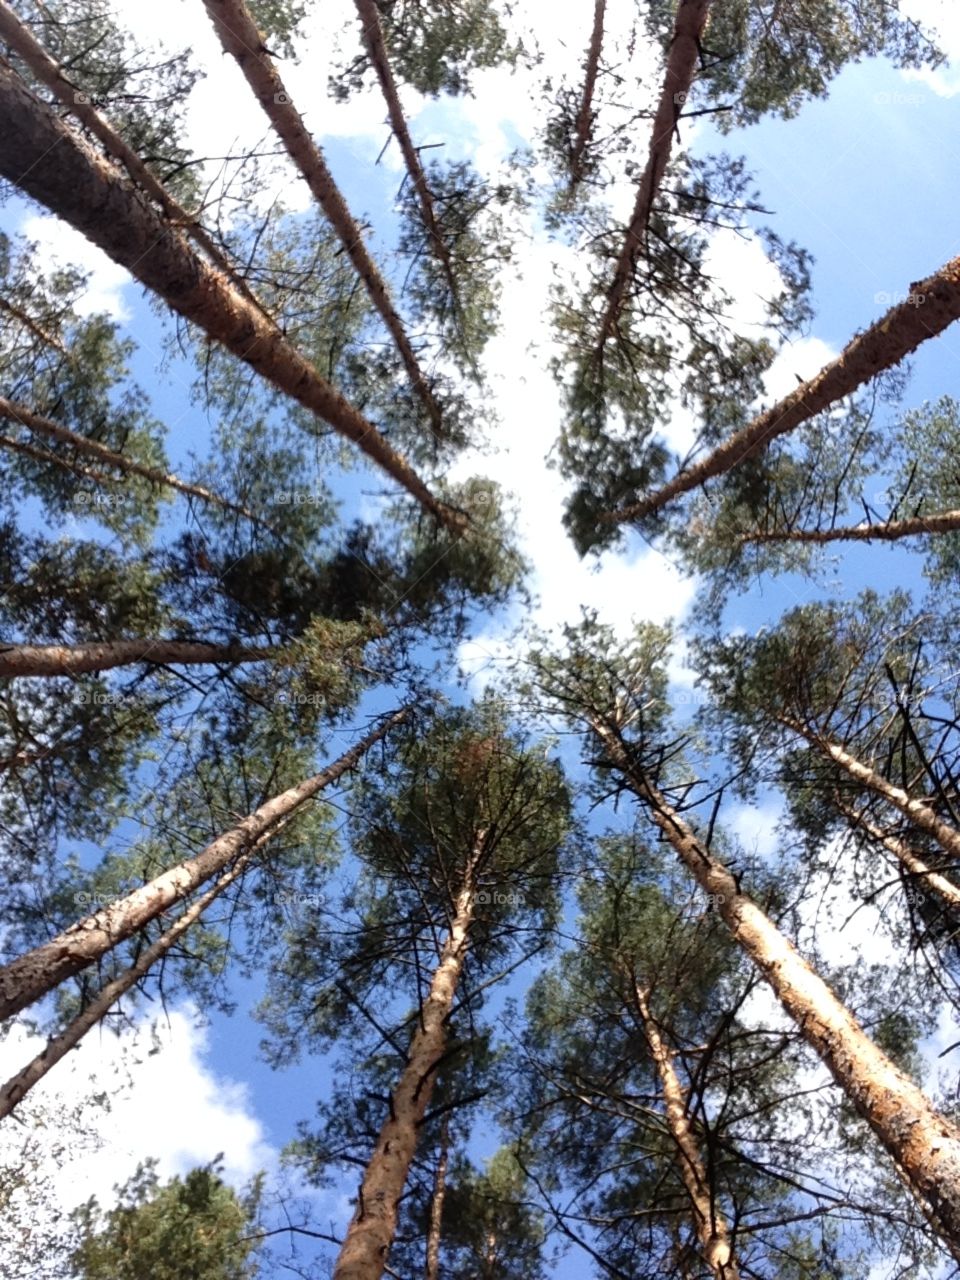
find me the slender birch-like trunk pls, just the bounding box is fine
[202,0,443,438]
[0,66,462,531]
[0,709,411,1022]
[0,0,270,320]
[423,1113,450,1280]
[0,396,267,526]
[601,252,960,527]
[0,639,275,679]
[332,851,480,1280]
[588,712,960,1256]
[740,509,960,546]
[568,0,606,192]
[596,0,711,344]
[632,980,739,1279]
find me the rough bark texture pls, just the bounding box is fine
[596,0,711,343]
[603,251,960,527]
[590,714,960,1256]
[333,860,479,1280]
[568,0,606,191]
[0,67,462,531]
[836,802,960,914]
[0,396,267,526]
[742,509,960,546]
[0,709,411,1022]
[0,0,269,319]
[423,1114,450,1280]
[203,0,443,438]
[0,638,275,679]
[633,981,739,1279]
[782,718,960,863]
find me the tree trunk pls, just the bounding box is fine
[632,980,739,1279]
[202,0,443,439]
[781,717,960,863]
[568,0,606,192]
[0,638,275,679]
[836,799,960,914]
[0,66,462,532]
[0,823,278,1119]
[741,509,960,546]
[0,396,268,527]
[0,708,411,1022]
[0,0,270,321]
[596,0,711,345]
[423,1113,450,1280]
[589,713,960,1258]
[0,293,68,355]
[601,252,960,527]
[332,855,480,1280]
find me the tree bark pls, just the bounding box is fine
[423,1113,450,1280]
[0,0,271,321]
[835,800,960,915]
[588,712,960,1258]
[632,980,739,1279]
[595,0,711,345]
[0,293,69,355]
[202,0,443,439]
[601,252,960,528]
[0,396,269,528]
[740,509,960,546]
[0,824,275,1119]
[780,717,960,864]
[332,850,480,1280]
[0,708,411,1023]
[568,0,606,192]
[0,66,463,532]
[0,638,275,679]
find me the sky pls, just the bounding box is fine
[3,0,960,1276]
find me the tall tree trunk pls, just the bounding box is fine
[202,0,443,440]
[632,980,739,1279]
[568,0,606,192]
[588,711,960,1258]
[333,849,480,1280]
[836,799,960,914]
[595,0,711,345]
[780,717,960,863]
[0,708,411,1022]
[423,1113,450,1280]
[0,823,278,1119]
[0,396,268,528]
[601,253,960,528]
[741,509,960,546]
[0,638,276,679]
[0,66,463,533]
[0,0,271,322]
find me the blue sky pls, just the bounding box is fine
[3,1,960,1276]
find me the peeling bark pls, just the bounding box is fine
[568,0,606,192]
[632,981,739,1279]
[0,708,411,1023]
[203,0,444,439]
[332,846,481,1280]
[601,251,960,528]
[0,66,463,532]
[0,638,275,679]
[589,713,960,1258]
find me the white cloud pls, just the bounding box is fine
[902,0,960,97]
[19,214,132,322]
[762,335,838,403]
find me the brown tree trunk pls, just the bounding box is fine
[742,509,960,546]
[332,855,480,1280]
[0,396,268,527]
[836,799,960,914]
[0,638,275,679]
[202,0,443,439]
[0,293,68,355]
[632,980,739,1279]
[568,0,606,192]
[0,823,277,1119]
[0,708,411,1022]
[0,66,462,532]
[423,1113,450,1280]
[0,0,270,321]
[781,718,960,864]
[589,712,960,1258]
[602,253,960,528]
[596,0,711,345]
